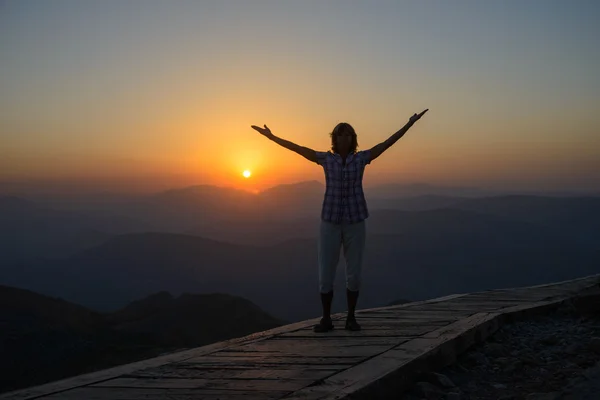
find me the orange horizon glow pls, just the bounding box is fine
[1,3,599,194]
[2,126,599,194]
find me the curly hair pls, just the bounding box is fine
[330,122,358,154]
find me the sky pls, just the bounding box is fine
[1,0,599,193]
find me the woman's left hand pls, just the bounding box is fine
[409,109,429,124]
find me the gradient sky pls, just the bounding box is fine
[1,0,599,193]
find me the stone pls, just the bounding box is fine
[525,393,561,400]
[403,310,600,400]
[421,372,456,389]
[565,343,580,355]
[494,356,510,365]
[444,393,461,400]
[503,359,523,373]
[486,343,506,357]
[588,337,600,352]
[413,381,446,400]
[540,335,559,346]
[465,351,487,365]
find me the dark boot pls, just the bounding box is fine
[345,289,361,331]
[314,291,334,332]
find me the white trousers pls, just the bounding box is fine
[318,219,366,293]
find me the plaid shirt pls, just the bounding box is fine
[315,150,372,224]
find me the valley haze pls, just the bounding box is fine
[2,180,598,322]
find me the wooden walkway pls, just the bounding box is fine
[4,274,600,400]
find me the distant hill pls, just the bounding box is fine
[5,183,598,251]
[0,285,284,394]
[0,195,144,265]
[1,188,599,321]
[387,298,412,306]
[451,195,600,243]
[107,291,284,347]
[367,195,465,212]
[0,284,103,333]
[366,183,497,198]
[6,203,598,323]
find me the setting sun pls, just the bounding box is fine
[243,170,251,178]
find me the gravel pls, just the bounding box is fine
[400,305,600,399]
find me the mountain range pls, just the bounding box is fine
[1,181,599,322]
[0,284,283,394]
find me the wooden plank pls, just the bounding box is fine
[350,318,454,326]
[377,309,477,318]
[330,316,457,325]
[0,315,340,400]
[353,311,456,318]
[425,301,524,309]
[351,294,463,312]
[220,337,400,348]
[282,326,439,337]
[279,312,499,400]
[462,291,548,299]
[6,274,599,400]
[446,297,528,304]
[170,363,348,371]
[41,387,288,400]
[406,304,507,312]
[362,308,471,315]
[458,295,545,302]
[355,293,469,313]
[126,366,337,381]
[205,345,394,358]
[182,355,364,366]
[284,295,596,400]
[92,377,311,392]
[329,317,452,325]
[347,320,453,327]
[264,337,408,346]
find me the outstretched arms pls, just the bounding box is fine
[251,124,317,163]
[369,109,428,163]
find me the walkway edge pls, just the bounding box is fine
[281,280,600,399]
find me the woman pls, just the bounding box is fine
[251,109,428,332]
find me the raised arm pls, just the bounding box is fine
[251,124,317,163]
[369,109,429,163]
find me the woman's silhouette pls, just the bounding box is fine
[251,109,428,332]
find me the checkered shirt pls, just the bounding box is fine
[315,150,372,224]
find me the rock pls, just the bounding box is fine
[413,381,446,400]
[503,359,523,373]
[525,393,561,400]
[486,343,506,357]
[421,372,455,388]
[404,312,600,400]
[521,355,540,366]
[564,343,580,355]
[494,356,510,365]
[582,369,597,380]
[454,363,469,372]
[540,334,560,345]
[588,337,600,352]
[400,394,421,400]
[444,393,461,400]
[465,351,487,365]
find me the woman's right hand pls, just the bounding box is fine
[251,124,273,138]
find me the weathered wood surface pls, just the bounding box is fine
[3,274,599,400]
